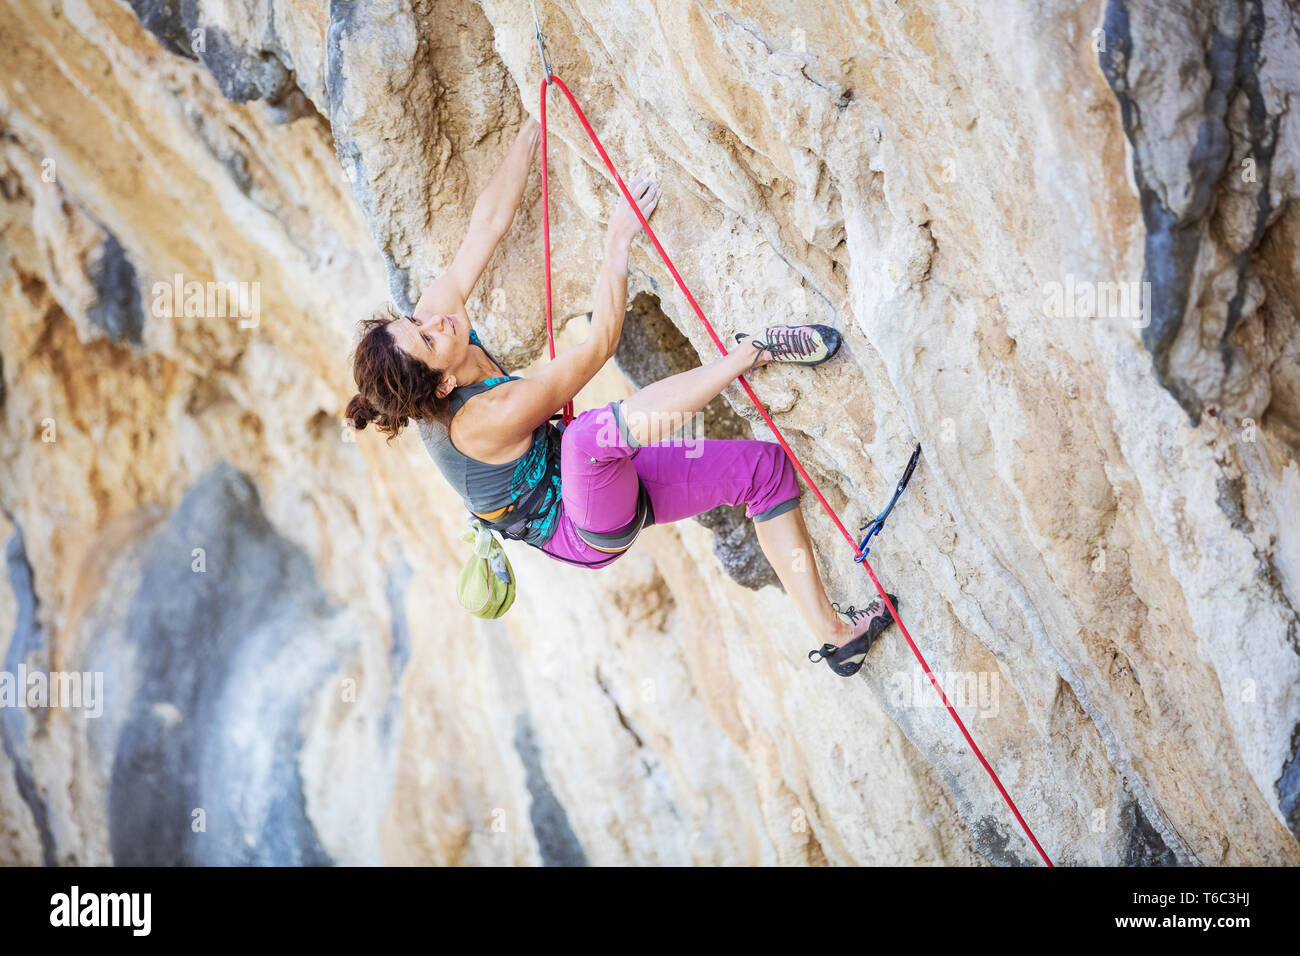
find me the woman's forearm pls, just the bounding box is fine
[586,169,659,357]
[586,236,631,358]
[471,119,539,233]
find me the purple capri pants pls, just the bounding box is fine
[541,400,802,569]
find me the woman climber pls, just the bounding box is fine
[345,116,898,676]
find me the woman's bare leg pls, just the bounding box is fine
[619,345,767,445]
[620,345,849,647]
[754,506,851,646]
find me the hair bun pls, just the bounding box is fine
[346,393,374,430]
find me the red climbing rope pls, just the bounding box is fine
[539,76,574,425]
[537,74,1054,868]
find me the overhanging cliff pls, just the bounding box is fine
[1,0,1297,865]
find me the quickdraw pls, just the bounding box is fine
[529,0,554,84]
[854,443,922,563]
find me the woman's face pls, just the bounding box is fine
[388,312,465,394]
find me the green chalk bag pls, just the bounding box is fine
[457,518,516,619]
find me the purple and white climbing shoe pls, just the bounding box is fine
[735,324,841,373]
[808,593,900,678]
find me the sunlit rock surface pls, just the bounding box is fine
[1,0,1297,865]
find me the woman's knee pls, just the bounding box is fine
[761,441,797,483]
[750,443,801,514]
[562,402,638,464]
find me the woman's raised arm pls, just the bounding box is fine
[417,117,541,314]
[478,170,662,447]
[584,169,660,358]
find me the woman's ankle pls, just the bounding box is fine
[822,616,851,647]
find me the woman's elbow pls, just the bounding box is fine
[582,328,617,367]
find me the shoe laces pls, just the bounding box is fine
[832,597,880,627]
[754,326,817,360]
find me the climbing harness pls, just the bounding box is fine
[460,328,565,542]
[466,431,561,541]
[573,480,655,554]
[530,15,1053,866]
[855,443,922,562]
[466,430,567,537]
[462,303,654,559]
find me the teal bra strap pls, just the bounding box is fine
[468,327,511,379]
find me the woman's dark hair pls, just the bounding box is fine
[347,304,452,442]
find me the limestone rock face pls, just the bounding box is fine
[1,0,1297,865]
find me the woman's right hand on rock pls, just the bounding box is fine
[607,169,661,247]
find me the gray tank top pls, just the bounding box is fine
[418,329,564,547]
